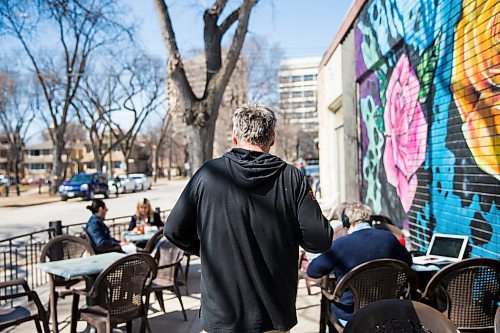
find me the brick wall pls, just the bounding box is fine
[353,0,498,258]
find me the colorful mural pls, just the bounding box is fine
[355,0,499,258]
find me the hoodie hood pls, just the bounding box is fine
[223,148,287,189]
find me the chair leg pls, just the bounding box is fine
[154,290,166,313]
[70,293,80,333]
[140,316,152,333]
[34,318,43,333]
[305,277,312,295]
[183,254,191,294]
[174,284,187,321]
[39,311,51,333]
[49,290,59,333]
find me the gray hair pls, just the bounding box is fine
[232,103,276,147]
[342,201,372,225]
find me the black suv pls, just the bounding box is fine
[58,172,109,201]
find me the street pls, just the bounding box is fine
[0,179,188,240]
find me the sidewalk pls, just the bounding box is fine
[0,192,60,208]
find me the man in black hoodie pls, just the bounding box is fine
[165,103,333,333]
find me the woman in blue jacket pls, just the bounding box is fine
[85,199,123,252]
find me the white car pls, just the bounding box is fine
[117,175,138,193]
[128,173,151,191]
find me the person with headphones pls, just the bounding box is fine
[306,201,412,325]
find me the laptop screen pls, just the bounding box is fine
[428,234,467,259]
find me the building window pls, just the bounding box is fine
[304,100,316,107]
[42,149,51,155]
[30,150,41,157]
[291,75,302,82]
[304,90,315,97]
[303,74,314,81]
[279,76,289,83]
[28,163,46,170]
[112,146,121,152]
[292,91,302,98]
[293,102,303,109]
[112,161,121,168]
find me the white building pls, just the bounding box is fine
[278,57,321,160]
[278,57,320,131]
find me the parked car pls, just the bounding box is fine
[128,173,151,191]
[117,174,137,193]
[58,172,109,201]
[0,175,8,185]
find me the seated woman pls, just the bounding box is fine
[307,201,412,325]
[85,199,131,253]
[128,198,163,232]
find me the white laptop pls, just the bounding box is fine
[412,233,468,265]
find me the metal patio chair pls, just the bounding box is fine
[40,234,95,333]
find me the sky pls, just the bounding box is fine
[125,0,354,59]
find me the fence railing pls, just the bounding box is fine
[0,208,170,302]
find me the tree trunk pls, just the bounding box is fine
[52,138,65,194]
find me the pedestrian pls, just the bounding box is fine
[165,103,333,333]
[299,162,306,176]
[307,201,413,326]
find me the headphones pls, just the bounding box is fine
[341,209,350,229]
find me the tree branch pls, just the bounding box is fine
[152,0,195,102]
[215,0,258,97]
[219,7,239,35]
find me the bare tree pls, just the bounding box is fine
[153,0,260,172]
[0,73,36,188]
[244,36,283,108]
[0,0,133,192]
[112,55,166,173]
[273,115,300,162]
[71,71,122,172]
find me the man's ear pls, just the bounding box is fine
[232,130,238,146]
[270,134,275,147]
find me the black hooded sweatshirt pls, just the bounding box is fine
[165,148,333,332]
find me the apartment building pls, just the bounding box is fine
[278,57,321,161]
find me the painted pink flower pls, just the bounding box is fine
[383,54,427,212]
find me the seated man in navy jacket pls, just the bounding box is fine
[307,201,412,324]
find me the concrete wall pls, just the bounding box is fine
[317,46,345,210]
[353,0,498,257]
[342,29,361,202]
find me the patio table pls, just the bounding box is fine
[37,252,126,280]
[122,230,157,243]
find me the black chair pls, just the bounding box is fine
[148,238,187,320]
[423,258,500,332]
[70,253,157,333]
[40,235,95,333]
[0,278,50,333]
[344,299,458,333]
[322,258,417,332]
